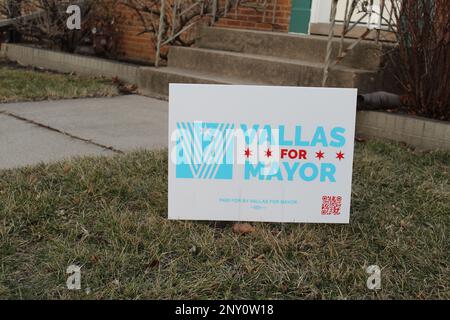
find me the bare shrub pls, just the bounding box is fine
[391,0,450,121]
[0,0,123,55]
[123,0,237,62]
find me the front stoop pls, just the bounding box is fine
[1,26,396,99]
[140,26,394,97]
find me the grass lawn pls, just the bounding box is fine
[0,141,448,299]
[0,59,118,103]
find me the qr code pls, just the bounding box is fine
[321,196,342,215]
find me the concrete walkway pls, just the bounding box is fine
[0,95,168,170]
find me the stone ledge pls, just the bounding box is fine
[1,43,139,85]
[356,111,450,150]
[2,44,449,151]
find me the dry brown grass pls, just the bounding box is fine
[0,59,118,103]
[0,141,449,299]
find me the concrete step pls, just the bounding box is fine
[168,46,381,92]
[310,22,397,42]
[196,26,391,71]
[137,66,265,98]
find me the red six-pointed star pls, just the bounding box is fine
[336,151,345,161]
[315,150,325,160]
[244,148,252,158]
[265,148,273,158]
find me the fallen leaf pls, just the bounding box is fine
[29,175,38,184]
[253,254,266,263]
[90,255,99,264]
[416,291,426,300]
[87,182,94,194]
[232,223,255,235]
[63,164,71,174]
[119,83,138,94]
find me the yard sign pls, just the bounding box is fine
[168,84,357,223]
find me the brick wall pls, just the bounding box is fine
[2,1,293,63]
[115,3,157,64]
[115,0,292,63]
[215,0,292,32]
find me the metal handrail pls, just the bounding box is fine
[154,0,279,67]
[322,0,397,86]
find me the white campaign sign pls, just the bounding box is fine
[168,84,357,223]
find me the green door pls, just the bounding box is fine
[289,0,312,34]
